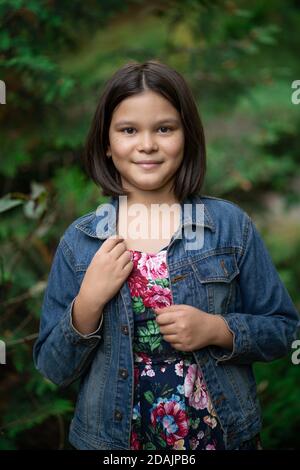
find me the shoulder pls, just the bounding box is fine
[198,194,251,224]
[195,195,253,248]
[59,210,97,248]
[53,210,101,269]
[199,194,248,214]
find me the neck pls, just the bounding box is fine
[123,191,180,210]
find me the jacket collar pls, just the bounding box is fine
[75,194,216,239]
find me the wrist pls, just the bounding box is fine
[72,294,104,335]
[210,314,234,350]
[76,292,105,317]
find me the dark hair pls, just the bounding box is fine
[82,59,206,203]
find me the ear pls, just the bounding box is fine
[106,144,111,157]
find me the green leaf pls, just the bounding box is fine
[0,197,24,213]
[144,390,155,404]
[147,320,160,335]
[144,442,156,450]
[149,336,162,352]
[154,278,169,288]
[132,296,145,314]
[156,435,167,447]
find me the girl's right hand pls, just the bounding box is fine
[76,235,133,315]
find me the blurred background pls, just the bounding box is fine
[0,0,300,450]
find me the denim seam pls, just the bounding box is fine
[60,237,77,270]
[214,314,251,363]
[238,215,252,269]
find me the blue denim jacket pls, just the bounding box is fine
[33,195,300,450]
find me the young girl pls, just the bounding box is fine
[33,60,299,451]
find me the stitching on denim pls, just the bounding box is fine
[238,215,252,269]
[60,237,77,272]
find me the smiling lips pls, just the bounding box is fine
[135,161,163,170]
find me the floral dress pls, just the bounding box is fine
[127,248,225,451]
[127,248,262,451]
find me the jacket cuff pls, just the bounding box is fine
[209,313,251,364]
[60,298,103,345]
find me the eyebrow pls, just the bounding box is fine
[114,118,180,127]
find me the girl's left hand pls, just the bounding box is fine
[154,304,228,352]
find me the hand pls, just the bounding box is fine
[77,235,133,315]
[154,304,233,352]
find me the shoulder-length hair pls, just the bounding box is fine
[82,59,206,203]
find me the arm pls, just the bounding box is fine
[33,237,104,387]
[210,315,234,350]
[210,215,300,365]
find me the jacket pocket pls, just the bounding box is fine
[191,252,240,315]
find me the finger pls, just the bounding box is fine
[155,313,176,326]
[155,304,181,313]
[163,334,178,343]
[119,250,134,270]
[111,240,128,259]
[159,324,177,335]
[170,343,183,351]
[103,235,125,253]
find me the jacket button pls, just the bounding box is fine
[119,368,128,379]
[121,325,129,335]
[114,410,123,421]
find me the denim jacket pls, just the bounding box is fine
[33,195,300,450]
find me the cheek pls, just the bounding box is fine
[110,135,134,155]
[164,135,185,157]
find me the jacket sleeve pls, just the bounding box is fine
[33,236,103,387]
[210,214,300,365]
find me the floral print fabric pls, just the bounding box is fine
[127,249,225,450]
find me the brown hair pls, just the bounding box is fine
[82,59,206,203]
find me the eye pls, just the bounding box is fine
[121,127,136,134]
[159,126,172,133]
[120,126,173,135]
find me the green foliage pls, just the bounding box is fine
[1,0,299,449]
[255,357,300,449]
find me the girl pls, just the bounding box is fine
[33,60,299,451]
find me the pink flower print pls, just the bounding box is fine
[130,431,141,450]
[142,284,172,309]
[134,352,152,365]
[138,252,168,280]
[189,437,199,450]
[141,364,155,377]
[204,401,218,428]
[127,271,148,298]
[129,250,142,267]
[203,415,218,429]
[206,443,216,450]
[133,365,140,385]
[151,399,189,446]
[175,360,184,377]
[184,364,208,410]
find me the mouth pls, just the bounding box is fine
[134,161,163,170]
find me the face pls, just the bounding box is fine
[106,90,185,202]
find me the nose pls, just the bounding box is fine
[137,132,158,153]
